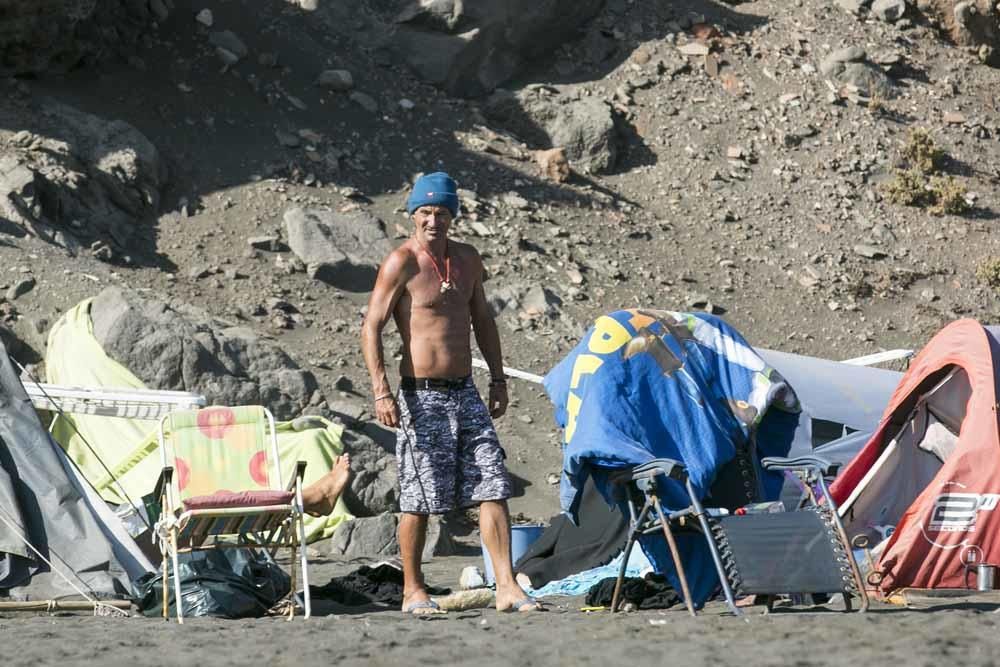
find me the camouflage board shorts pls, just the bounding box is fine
[395,376,511,514]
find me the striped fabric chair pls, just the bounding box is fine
[155,405,310,622]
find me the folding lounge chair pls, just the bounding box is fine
[154,405,310,622]
[608,455,868,616]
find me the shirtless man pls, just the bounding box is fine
[362,172,540,615]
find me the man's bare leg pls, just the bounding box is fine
[480,500,541,612]
[399,512,442,613]
[301,454,351,517]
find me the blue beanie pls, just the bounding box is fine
[406,172,459,217]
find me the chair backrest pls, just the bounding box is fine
[158,405,280,501]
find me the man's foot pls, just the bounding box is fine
[402,590,446,616]
[495,583,543,613]
[302,454,351,517]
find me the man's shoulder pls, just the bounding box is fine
[382,243,419,276]
[449,240,482,261]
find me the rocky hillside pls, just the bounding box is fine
[1,0,999,523]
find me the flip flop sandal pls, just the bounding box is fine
[403,599,446,615]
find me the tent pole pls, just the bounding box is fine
[0,600,132,612]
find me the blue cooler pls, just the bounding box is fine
[482,524,545,585]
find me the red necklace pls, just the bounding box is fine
[418,241,453,293]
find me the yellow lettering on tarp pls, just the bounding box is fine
[589,315,632,354]
[564,392,583,443]
[563,314,636,446]
[570,354,603,389]
[627,309,656,332]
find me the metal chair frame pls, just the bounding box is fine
[608,456,869,616]
[155,406,311,623]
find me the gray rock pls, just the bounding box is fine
[820,47,868,75]
[341,424,398,516]
[835,0,872,14]
[838,62,896,98]
[484,89,619,174]
[395,0,463,32]
[89,286,319,420]
[0,101,165,250]
[317,69,354,91]
[387,0,604,97]
[871,0,907,22]
[820,48,895,99]
[208,30,248,59]
[215,47,240,67]
[349,91,379,113]
[488,282,563,320]
[854,244,887,259]
[282,207,393,291]
[6,278,35,301]
[327,513,454,559]
[328,513,398,558]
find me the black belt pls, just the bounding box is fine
[400,376,471,391]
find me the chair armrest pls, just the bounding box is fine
[154,466,173,501]
[761,455,839,477]
[609,458,688,486]
[285,461,307,492]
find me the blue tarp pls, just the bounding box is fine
[544,309,801,606]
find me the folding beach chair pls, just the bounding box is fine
[608,455,867,616]
[154,405,310,622]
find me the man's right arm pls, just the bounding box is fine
[361,248,410,428]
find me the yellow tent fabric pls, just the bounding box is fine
[46,299,352,542]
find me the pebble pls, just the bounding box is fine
[209,30,248,59]
[317,69,354,91]
[6,278,35,301]
[349,91,378,113]
[853,244,886,259]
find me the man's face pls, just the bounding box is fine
[412,205,453,241]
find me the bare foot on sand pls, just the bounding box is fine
[402,588,446,616]
[495,583,542,613]
[302,454,350,517]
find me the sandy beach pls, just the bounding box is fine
[5,553,1000,667]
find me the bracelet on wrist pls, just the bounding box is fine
[374,392,394,402]
[489,377,507,386]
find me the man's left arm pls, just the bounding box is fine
[469,255,508,419]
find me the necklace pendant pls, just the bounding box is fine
[440,281,451,293]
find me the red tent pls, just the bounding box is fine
[830,319,1000,593]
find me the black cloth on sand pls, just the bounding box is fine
[585,575,680,610]
[514,475,629,589]
[310,563,450,606]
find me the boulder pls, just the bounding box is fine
[88,286,319,420]
[341,423,399,517]
[483,88,619,174]
[0,101,166,252]
[386,0,605,97]
[820,48,896,98]
[327,513,455,559]
[488,282,562,320]
[0,0,171,76]
[282,207,394,291]
[871,0,908,21]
